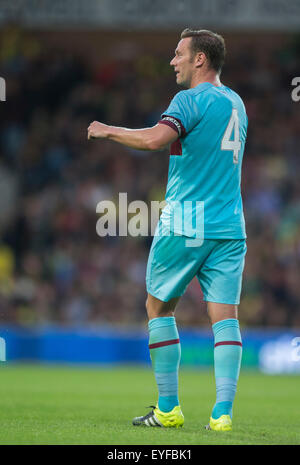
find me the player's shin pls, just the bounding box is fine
[211,318,242,420]
[148,317,181,413]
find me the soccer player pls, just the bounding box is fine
[88,28,247,432]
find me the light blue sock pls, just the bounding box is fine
[148,317,180,413]
[211,318,242,420]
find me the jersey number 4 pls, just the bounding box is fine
[221,108,241,164]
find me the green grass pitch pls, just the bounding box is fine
[0,364,299,445]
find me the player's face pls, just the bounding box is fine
[170,38,195,88]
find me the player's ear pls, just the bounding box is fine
[195,51,206,68]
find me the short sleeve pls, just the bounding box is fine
[159,91,202,136]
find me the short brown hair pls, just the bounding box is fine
[181,28,226,74]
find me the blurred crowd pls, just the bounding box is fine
[0,26,299,329]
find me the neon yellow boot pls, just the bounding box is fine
[133,405,184,428]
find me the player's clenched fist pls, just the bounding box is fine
[87,121,109,140]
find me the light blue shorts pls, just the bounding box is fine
[146,228,247,305]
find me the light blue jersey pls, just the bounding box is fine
[159,82,248,239]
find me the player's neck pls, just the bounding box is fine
[189,71,222,89]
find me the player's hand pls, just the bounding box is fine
[87,121,109,140]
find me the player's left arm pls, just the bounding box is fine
[87,121,178,151]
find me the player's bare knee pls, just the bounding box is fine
[145,296,156,319]
[207,302,238,325]
[145,296,150,311]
